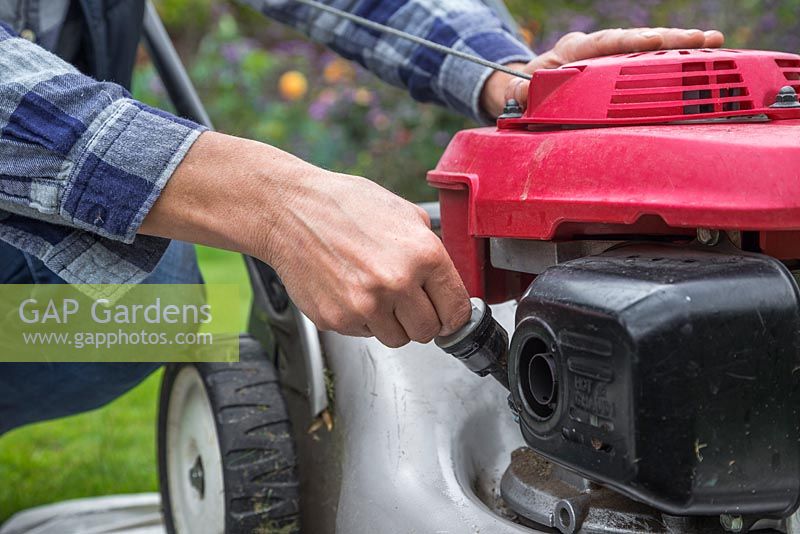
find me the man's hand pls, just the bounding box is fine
[265,169,472,347]
[482,28,726,117]
[140,132,472,347]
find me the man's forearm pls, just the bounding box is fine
[140,131,299,264]
[140,131,472,346]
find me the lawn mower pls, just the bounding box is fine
[428,48,800,534]
[141,4,800,533]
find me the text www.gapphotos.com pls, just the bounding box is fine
[22,330,214,349]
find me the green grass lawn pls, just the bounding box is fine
[0,246,252,523]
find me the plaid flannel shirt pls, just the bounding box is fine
[0,1,533,291]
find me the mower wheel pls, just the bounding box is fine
[158,335,300,534]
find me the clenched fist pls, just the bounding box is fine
[265,168,472,347]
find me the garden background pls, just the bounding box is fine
[1,0,799,521]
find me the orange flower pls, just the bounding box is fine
[353,87,373,106]
[278,71,308,101]
[520,28,534,46]
[323,58,355,84]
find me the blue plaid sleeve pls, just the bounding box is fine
[243,0,535,122]
[0,23,205,293]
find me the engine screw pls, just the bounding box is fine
[499,98,524,119]
[697,228,721,246]
[770,86,800,108]
[720,514,744,533]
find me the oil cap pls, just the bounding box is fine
[435,298,510,389]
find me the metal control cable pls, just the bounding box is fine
[292,0,532,81]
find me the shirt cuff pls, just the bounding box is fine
[439,31,534,124]
[0,212,174,300]
[59,99,206,243]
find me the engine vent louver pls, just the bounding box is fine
[776,58,800,93]
[608,51,752,119]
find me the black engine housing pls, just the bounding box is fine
[508,244,800,517]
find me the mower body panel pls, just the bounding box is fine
[313,303,537,534]
[431,121,800,239]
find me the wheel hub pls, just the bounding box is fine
[188,455,205,498]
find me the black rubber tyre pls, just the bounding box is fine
[158,335,300,534]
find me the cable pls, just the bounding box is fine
[292,0,532,81]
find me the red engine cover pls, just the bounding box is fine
[500,48,800,126]
[428,49,800,301]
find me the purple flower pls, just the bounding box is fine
[309,89,338,120]
[368,108,391,130]
[567,14,596,34]
[221,43,246,63]
[147,75,166,96]
[273,39,317,57]
[760,13,779,34]
[433,130,451,147]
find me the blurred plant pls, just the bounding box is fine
[139,0,800,202]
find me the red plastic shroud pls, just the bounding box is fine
[427,49,800,302]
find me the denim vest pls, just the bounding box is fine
[0,0,145,89]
